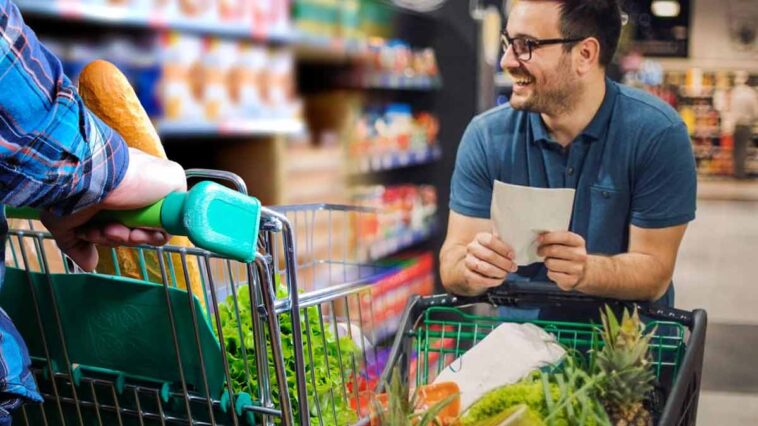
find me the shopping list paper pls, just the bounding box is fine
[490,181,576,266]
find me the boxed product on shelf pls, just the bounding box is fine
[350,103,439,171]
[21,0,290,36]
[158,32,302,124]
[352,184,437,260]
[293,0,392,41]
[361,40,440,86]
[293,0,339,38]
[348,252,435,345]
[160,33,205,121]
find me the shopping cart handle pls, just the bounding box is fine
[4,181,262,263]
[450,280,695,325]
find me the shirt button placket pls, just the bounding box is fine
[566,166,575,187]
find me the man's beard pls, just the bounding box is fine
[509,54,579,116]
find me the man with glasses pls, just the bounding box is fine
[440,0,696,315]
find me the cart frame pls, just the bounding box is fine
[379,282,707,426]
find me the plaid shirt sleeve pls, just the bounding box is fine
[0,0,129,214]
[0,0,130,409]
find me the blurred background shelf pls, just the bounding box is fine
[16,0,292,41]
[293,33,369,62]
[360,74,442,90]
[353,145,441,174]
[158,119,306,138]
[367,222,437,261]
[494,72,512,88]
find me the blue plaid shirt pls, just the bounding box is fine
[0,0,129,410]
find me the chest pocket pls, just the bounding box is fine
[587,185,631,254]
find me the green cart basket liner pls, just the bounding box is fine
[0,268,225,399]
[414,306,687,388]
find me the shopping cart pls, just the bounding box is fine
[1,169,389,426]
[378,282,707,426]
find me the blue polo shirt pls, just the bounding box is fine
[450,78,697,309]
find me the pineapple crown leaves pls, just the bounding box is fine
[596,305,658,407]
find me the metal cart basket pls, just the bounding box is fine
[1,170,390,426]
[378,282,707,426]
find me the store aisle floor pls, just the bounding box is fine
[673,180,758,425]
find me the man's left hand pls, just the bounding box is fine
[537,231,588,291]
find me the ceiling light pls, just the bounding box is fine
[651,0,681,18]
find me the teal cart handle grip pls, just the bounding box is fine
[5,200,165,229]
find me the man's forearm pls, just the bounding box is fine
[576,253,672,301]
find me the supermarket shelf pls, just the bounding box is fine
[353,145,441,174]
[294,34,368,62]
[360,74,442,91]
[157,118,305,137]
[367,224,436,260]
[495,73,513,88]
[17,0,292,41]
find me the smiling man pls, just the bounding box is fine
[440,0,697,313]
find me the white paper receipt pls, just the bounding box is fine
[490,180,576,266]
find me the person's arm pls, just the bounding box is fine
[440,118,517,296]
[0,0,185,270]
[537,225,686,300]
[538,122,697,301]
[440,211,517,296]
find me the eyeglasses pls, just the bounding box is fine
[501,32,586,62]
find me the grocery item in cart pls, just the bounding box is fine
[432,322,565,412]
[78,59,207,295]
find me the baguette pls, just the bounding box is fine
[78,60,205,304]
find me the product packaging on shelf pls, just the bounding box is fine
[157,32,300,125]
[160,32,205,121]
[350,103,439,171]
[352,184,437,260]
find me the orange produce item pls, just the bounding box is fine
[367,381,460,426]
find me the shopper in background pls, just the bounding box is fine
[0,0,186,422]
[730,70,758,179]
[440,0,697,316]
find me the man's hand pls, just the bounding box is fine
[538,231,588,291]
[462,232,518,295]
[40,148,186,272]
[40,207,169,272]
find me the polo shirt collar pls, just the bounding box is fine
[529,77,618,144]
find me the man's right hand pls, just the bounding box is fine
[440,212,520,296]
[41,148,187,271]
[462,232,518,293]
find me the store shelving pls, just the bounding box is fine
[495,72,513,88]
[293,33,369,62]
[158,118,305,138]
[361,74,442,91]
[352,144,441,174]
[367,222,437,261]
[16,0,292,41]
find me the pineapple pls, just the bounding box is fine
[596,306,656,426]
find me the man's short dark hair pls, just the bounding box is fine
[556,0,622,67]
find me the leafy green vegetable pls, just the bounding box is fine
[216,284,359,425]
[460,356,610,426]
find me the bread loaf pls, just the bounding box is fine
[78,60,205,304]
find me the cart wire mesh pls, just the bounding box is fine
[1,170,393,426]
